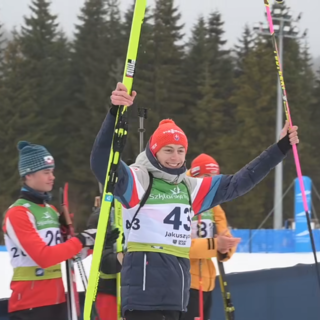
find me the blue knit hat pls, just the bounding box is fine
[17,141,55,177]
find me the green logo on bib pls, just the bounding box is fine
[147,179,190,205]
[11,199,60,230]
[192,209,214,222]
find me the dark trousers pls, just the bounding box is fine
[9,302,67,320]
[124,310,181,320]
[181,289,213,320]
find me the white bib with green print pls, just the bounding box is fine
[126,178,193,258]
[191,209,215,239]
[5,199,62,281]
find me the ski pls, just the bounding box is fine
[59,184,80,320]
[83,1,147,319]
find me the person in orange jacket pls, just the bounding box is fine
[2,141,97,320]
[182,154,241,320]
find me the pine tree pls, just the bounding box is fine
[150,0,187,123]
[68,0,126,225]
[234,24,254,76]
[226,27,317,228]
[310,71,320,211]
[182,17,209,165]
[184,16,207,102]
[0,30,20,244]
[306,67,320,218]
[106,0,125,70]
[0,23,5,85]
[227,39,277,228]
[187,11,235,171]
[0,22,5,61]
[17,0,72,191]
[122,1,154,158]
[278,36,317,222]
[0,34,35,215]
[102,0,127,92]
[123,0,188,158]
[206,11,234,98]
[71,0,110,132]
[187,63,225,164]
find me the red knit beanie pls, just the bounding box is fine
[190,154,220,177]
[150,119,188,155]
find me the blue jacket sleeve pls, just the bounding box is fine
[210,142,287,207]
[193,142,289,214]
[90,112,135,207]
[90,112,117,185]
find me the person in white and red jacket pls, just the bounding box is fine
[2,141,97,320]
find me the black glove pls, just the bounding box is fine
[75,229,96,248]
[277,133,291,154]
[105,228,120,248]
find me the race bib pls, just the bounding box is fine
[125,178,193,253]
[127,203,192,248]
[191,209,215,239]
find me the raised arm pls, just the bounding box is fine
[90,108,119,185]
[90,84,150,208]
[192,122,298,214]
[90,109,137,208]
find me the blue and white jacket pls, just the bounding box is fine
[90,110,290,315]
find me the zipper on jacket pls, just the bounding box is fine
[31,281,35,290]
[178,262,184,310]
[143,253,147,291]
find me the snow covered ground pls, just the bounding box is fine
[1,250,320,299]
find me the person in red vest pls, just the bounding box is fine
[3,141,97,320]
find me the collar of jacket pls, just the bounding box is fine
[20,184,52,204]
[134,140,187,185]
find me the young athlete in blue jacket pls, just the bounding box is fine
[90,83,299,320]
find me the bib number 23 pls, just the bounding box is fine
[163,207,191,231]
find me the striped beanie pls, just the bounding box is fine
[17,141,55,177]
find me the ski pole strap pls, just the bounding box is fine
[12,264,62,281]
